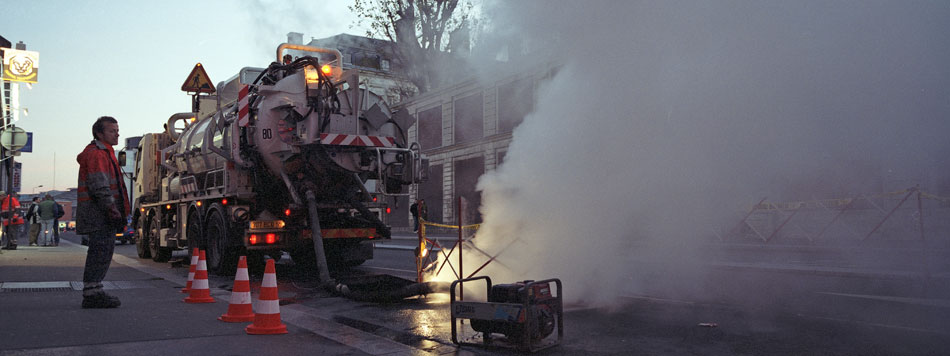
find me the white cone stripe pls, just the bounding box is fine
[192,279,209,289]
[198,260,208,270]
[187,272,195,280]
[235,268,249,281]
[230,291,252,304]
[262,273,277,287]
[256,299,280,314]
[191,255,198,264]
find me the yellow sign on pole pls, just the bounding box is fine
[181,63,215,93]
[1,48,39,83]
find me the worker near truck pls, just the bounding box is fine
[77,116,130,309]
[410,199,428,232]
[1,191,24,250]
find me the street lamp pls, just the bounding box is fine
[32,185,43,194]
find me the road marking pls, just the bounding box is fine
[795,313,950,336]
[816,291,950,308]
[1,281,72,290]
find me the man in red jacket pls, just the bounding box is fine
[77,116,129,308]
[0,191,24,250]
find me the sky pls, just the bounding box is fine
[3,0,368,193]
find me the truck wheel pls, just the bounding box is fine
[206,208,237,276]
[136,233,151,258]
[290,246,316,268]
[136,214,152,258]
[149,214,172,262]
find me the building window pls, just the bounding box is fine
[453,93,483,145]
[497,79,533,133]
[381,59,390,71]
[454,156,484,224]
[352,52,381,69]
[420,164,443,224]
[418,106,442,150]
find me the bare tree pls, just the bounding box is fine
[351,0,473,95]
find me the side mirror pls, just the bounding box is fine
[117,151,127,166]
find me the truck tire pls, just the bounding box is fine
[136,214,152,259]
[206,208,237,276]
[149,214,172,262]
[289,245,316,268]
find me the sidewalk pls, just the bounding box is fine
[0,235,385,355]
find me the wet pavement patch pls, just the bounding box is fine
[332,315,451,352]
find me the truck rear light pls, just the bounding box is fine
[373,196,377,202]
[222,198,228,205]
[386,207,391,214]
[284,208,291,217]
[249,234,259,245]
[266,233,277,244]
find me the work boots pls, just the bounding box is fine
[81,291,121,309]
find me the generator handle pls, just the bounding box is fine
[449,275,492,302]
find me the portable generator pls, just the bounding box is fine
[450,276,563,352]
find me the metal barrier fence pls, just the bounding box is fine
[721,186,950,246]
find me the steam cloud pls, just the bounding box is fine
[442,1,950,307]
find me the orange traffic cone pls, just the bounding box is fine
[181,248,199,293]
[245,259,287,334]
[219,256,255,322]
[184,250,215,304]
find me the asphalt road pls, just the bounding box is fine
[3,232,949,355]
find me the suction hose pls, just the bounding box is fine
[305,189,335,288]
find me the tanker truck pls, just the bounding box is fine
[133,44,427,278]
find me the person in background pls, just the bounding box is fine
[38,194,57,246]
[25,197,41,246]
[77,116,129,308]
[53,200,65,246]
[410,199,428,232]
[410,200,419,232]
[1,191,24,250]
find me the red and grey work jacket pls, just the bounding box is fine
[76,140,129,234]
[2,195,23,226]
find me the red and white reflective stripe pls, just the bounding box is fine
[321,228,376,239]
[320,133,396,147]
[256,299,281,314]
[238,85,250,127]
[181,181,198,194]
[235,269,249,282]
[262,272,277,287]
[192,278,209,290]
[230,291,252,304]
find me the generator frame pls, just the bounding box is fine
[450,276,563,353]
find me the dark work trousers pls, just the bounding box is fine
[82,229,115,294]
[53,219,60,244]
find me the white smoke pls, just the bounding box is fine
[438,1,950,307]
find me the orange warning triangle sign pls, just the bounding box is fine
[181,63,216,93]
